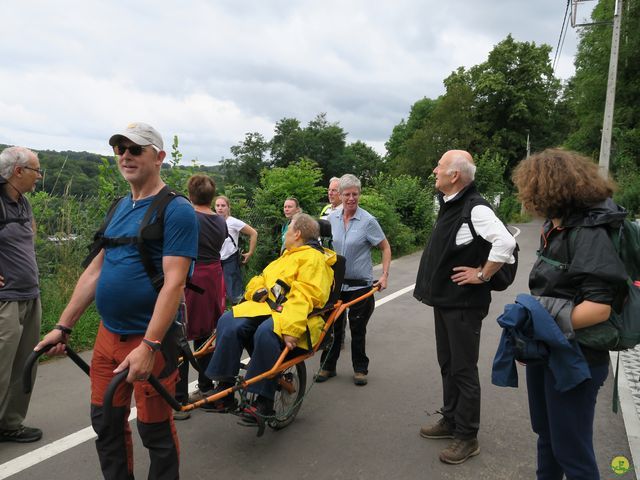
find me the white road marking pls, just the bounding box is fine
[375,284,415,307]
[0,408,137,479]
[0,284,415,478]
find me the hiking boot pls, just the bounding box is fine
[315,369,336,383]
[0,425,43,443]
[353,372,368,386]
[439,438,480,464]
[420,417,454,439]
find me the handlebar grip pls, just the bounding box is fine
[103,369,183,426]
[23,344,91,395]
[103,370,129,426]
[23,344,53,394]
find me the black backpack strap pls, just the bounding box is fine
[0,194,32,228]
[227,232,237,249]
[536,227,579,271]
[136,187,204,294]
[461,195,486,239]
[82,196,124,268]
[137,186,177,291]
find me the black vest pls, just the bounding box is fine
[413,183,492,308]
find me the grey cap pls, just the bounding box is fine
[108,122,164,150]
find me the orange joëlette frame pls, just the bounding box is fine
[178,285,380,413]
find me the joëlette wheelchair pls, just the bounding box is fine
[24,253,380,437]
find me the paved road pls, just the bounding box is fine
[0,220,635,479]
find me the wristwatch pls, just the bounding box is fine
[477,270,491,283]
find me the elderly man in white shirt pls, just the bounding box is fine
[413,150,516,465]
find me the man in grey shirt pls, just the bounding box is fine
[0,146,43,443]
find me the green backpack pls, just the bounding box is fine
[571,219,640,351]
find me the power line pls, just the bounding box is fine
[552,0,571,73]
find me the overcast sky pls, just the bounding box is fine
[1,0,596,165]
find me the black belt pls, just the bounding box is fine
[343,278,369,287]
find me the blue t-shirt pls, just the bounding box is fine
[95,192,198,334]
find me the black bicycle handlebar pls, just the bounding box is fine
[102,368,182,424]
[23,344,90,394]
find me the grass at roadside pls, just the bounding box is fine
[40,273,100,353]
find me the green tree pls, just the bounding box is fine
[370,173,435,246]
[221,132,270,193]
[342,141,384,186]
[469,35,561,169]
[250,159,326,266]
[388,35,563,179]
[385,97,438,164]
[270,118,304,167]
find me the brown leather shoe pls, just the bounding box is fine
[315,369,336,383]
[439,438,480,464]
[419,417,454,439]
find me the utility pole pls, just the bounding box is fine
[598,0,623,179]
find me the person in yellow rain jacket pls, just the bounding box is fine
[204,212,336,417]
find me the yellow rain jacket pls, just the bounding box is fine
[232,244,337,350]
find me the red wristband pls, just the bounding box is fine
[142,338,161,352]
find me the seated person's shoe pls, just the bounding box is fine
[353,372,368,386]
[315,369,336,383]
[201,383,237,413]
[0,425,43,443]
[238,396,273,437]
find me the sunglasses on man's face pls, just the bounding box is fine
[113,144,147,156]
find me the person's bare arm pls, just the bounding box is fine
[571,300,612,329]
[240,224,258,264]
[374,238,391,290]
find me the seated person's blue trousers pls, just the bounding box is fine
[205,310,285,400]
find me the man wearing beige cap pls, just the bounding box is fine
[37,122,198,479]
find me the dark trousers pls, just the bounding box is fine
[176,336,214,403]
[434,307,486,440]
[205,311,285,400]
[526,362,608,480]
[321,287,375,374]
[221,253,244,304]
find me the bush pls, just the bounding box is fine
[614,155,640,216]
[370,173,435,246]
[359,192,414,255]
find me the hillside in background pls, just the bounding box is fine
[0,143,223,196]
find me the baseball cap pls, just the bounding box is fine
[108,122,164,151]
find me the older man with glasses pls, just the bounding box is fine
[37,123,198,480]
[0,146,43,443]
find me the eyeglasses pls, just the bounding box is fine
[113,144,148,156]
[23,166,43,175]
